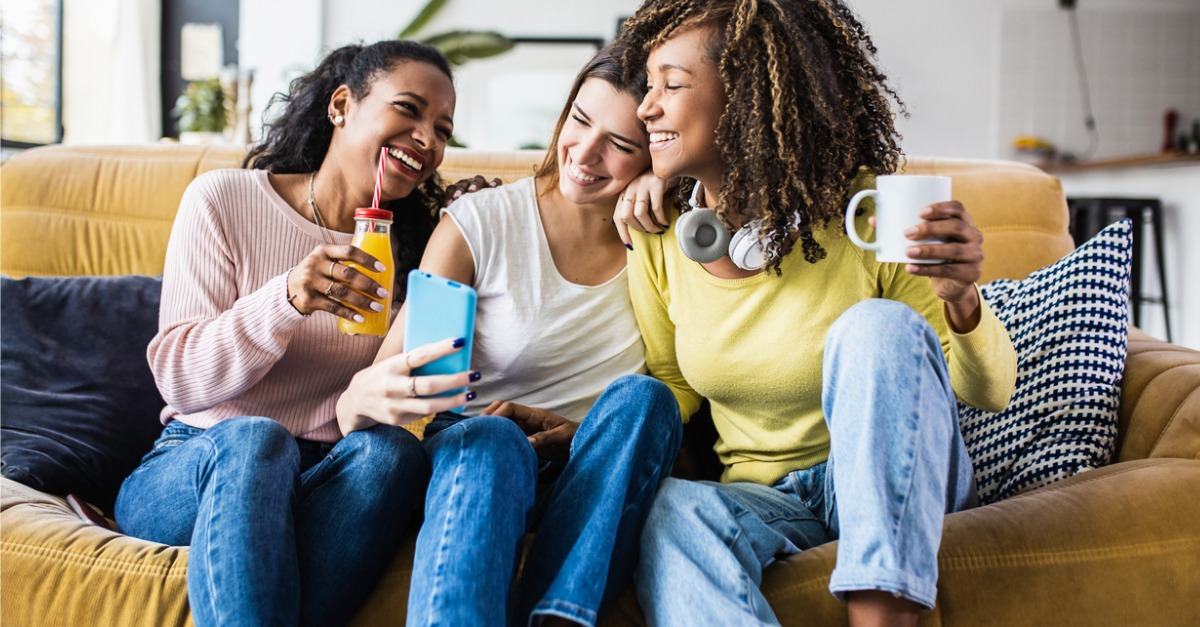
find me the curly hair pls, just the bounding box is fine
[243,40,453,299]
[534,44,649,192]
[616,0,905,272]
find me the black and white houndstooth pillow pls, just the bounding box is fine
[959,219,1132,505]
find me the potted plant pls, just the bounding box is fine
[174,78,227,144]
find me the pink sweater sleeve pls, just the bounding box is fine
[147,174,308,415]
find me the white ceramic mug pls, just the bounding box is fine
[845,175,951,264]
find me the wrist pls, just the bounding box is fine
[944,285,981,334]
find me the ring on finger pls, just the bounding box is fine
[328,261,338,277]
[407,376,418,398]
[324,282,335,297]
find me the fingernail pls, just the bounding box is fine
[453,190,462,198]
[920,207,933,217]
[904,226,918,237]
[452,337,466,348]
[466,391,477,401]
[369,301,384,312]
[353,314,365,323]
[375,262,386,272]
[625,243,634,251]
[467,184,477,192]
[377,287,390,298]
[906,246,921,257]
[469,371,482,382]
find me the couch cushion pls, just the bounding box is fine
[0,275,165,512]
[959,219,1132,504]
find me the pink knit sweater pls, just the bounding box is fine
[149,169,386,442]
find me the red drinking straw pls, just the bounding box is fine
[372,147,386,210]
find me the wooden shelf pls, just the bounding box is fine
[1044,152,1200,174]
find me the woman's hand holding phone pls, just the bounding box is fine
[336,337,477,435]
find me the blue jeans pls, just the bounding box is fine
[406,374,683,627]
[115,417,430,627]
[635,299,978,625]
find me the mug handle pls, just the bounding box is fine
[845,189,880,252]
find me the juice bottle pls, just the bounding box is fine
[338,208,394,336]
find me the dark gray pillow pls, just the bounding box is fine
[1,275,165,512]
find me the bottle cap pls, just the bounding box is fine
[354,208,393,221]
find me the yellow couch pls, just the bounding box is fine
[2,143,1198,626]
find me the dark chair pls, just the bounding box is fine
[1066,197,1172,341]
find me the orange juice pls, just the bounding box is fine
[339,211,394,336]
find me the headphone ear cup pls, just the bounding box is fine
[728,225,766,270]
[676,208,732,263]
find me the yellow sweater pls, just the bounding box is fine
[627,212,1016,486]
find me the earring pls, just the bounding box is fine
[330,114,344,126]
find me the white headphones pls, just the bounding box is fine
[675,184,766,270]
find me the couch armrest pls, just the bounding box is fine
[1116,328,1200,461]
[721,458,1200,626]
[0,478,190,627]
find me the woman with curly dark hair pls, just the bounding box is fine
[611,1,1017,625]
[114,40,473,627]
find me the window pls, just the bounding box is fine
[1,0,63,146]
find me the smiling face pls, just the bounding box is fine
[638,25,727,197]
[334,60,456,203]
[555,78,650,206]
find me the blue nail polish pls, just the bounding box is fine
[469,371,482,382]
[466,391,477,401]
[452,337,466,348]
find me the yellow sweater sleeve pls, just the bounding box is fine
[946,290,1016,412]
[627,229,703,422]
[878,261,1016,412]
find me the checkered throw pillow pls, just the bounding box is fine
[959,219,1132,504]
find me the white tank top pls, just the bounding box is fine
[442,177,646,422]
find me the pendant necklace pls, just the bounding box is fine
[307,171,333,246]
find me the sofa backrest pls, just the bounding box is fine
[1,144,1073,280]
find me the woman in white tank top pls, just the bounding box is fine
[337,47,683,626]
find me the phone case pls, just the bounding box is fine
[403,270,477,400]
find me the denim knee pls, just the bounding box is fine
[590,374,681,432]
[428,415,535,469]
[338,424,427,478]
[205,416,299,470]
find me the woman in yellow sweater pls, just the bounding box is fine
[612,1,1016,626]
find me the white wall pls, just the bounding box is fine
[237,0,323,140]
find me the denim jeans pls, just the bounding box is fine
[114,416,430,627]
[406,374,683,627]
[634,299,978,625]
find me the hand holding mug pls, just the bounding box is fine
[845,175,982,306]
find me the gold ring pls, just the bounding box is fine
[324,282,335,297]
[634,199,648,205]
[407,376,418,398]
[328,261,337,277]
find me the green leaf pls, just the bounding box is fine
[422,30,514,65]
[398,0,447,39]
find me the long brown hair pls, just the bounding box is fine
[534,45,649,194]
[616,0,905,272]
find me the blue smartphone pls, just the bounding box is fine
[403,270,477,402]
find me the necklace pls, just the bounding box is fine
[307,171,333,246]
